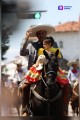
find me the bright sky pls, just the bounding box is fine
[3,0,80,63]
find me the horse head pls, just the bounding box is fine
[43,49,59,87]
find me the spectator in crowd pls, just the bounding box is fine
[13,60,27,85]
[67,60,79,87]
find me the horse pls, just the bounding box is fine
[70,81,79,116]
[1,79,21,116]
[29,49,66,116]
[11,85,21,116]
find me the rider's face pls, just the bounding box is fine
[43,42,51,50]
[72,64,77,68]
[17,64,22,70]
[36,30,47,42]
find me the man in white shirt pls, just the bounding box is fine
[13,60,27,85]
[67,60,79,87]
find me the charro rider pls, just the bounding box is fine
[19,24,57,115]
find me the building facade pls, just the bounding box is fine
[52,21,80,62]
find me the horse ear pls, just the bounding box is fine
[55,49,59,58]
[43,50,50,60]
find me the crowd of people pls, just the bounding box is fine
[1,24,80,116]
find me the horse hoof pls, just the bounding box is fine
[20,112,28,116]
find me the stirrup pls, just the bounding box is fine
[22,105,33,116]
[26,105,33,116]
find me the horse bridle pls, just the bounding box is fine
[31,70,62,103]
[31,85,62,102]
[42,71,57,88]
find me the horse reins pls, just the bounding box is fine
[31,85,62,102]
[31,70,61,103]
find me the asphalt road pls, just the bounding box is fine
[1,101,76,116]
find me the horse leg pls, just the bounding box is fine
[19,83,30,116]
[74,98,79,116]
[62,84,70,115]
[16,105,20,116]
[70,99,76,116]
[16,96,21,116]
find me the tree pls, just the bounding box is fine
[1,25,12,60]
[1,0,16,60]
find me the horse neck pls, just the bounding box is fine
[34,80,46,96]
[34,76,61,100]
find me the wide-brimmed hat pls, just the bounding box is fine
[1,62,5,66]
[67,60,78,67]
[14,60,23,66]
[28,24,55,37]
[1,71,10,76]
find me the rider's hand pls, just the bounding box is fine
[25,30,32,40]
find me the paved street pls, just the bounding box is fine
[1,101,78,116]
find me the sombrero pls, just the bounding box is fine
[1,62,5,66]
[28,24,55,37]
[14,60,23,66]
[67,60,78,67]
[1,71,10,76]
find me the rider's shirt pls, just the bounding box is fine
[38,47,62,58]
[67,69,79,82]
